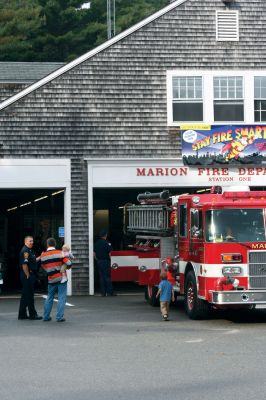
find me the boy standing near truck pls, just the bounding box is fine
[156,271,175,321]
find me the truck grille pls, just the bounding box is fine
[249,251,266,289]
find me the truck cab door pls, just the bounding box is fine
[190,208,205,296]
[189,209,203,261]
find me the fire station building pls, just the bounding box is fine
[0,0,265,295]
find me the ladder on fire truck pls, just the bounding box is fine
[126,191,174,235]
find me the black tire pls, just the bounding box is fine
[184,270,209,319]
[145,285,159,307]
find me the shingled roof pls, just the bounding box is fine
[0,62,65,84]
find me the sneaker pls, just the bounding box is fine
[43,317,52,321]
[57,318,66,322]
[61,275,68,283]
[163,314,169,321]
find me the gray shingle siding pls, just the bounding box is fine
[0,83,28,103]
[0,0,265,293]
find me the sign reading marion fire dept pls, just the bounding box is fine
[181,125,266,165]
[90,160,266,187]
[135,165,266,185]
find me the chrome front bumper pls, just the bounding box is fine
[210,290,266,305]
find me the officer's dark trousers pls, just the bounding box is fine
[18,272,37,318]
[97,260,113,296]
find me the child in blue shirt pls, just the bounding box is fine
[156,271,175,321]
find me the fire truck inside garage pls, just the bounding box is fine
[0,189,64,293]
[94,185,266,319]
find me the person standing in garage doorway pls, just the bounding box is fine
[94,230,116,297]
[18,236,42,320]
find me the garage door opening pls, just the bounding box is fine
[0,189,64,293]
[93,185,266,293]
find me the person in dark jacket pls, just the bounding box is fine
[94,230,116,297]
[18,236,42,320]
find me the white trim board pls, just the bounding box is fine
[0,159,72,295]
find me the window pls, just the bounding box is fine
[179,204,187,237]
[172,77,203,122]
[216,11,239,42]
[190,209,203,238]
[254,77,266,122]
[205,209,266,243]
[213,76,244,121]
[168,70,266,125]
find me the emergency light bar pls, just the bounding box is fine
[222,191,266,199]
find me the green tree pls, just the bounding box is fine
[0,0,169,62]
[0,0,44,60]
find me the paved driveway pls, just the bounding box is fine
[1,293,266,400]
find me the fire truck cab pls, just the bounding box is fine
[111,187,266,319]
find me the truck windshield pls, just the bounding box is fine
[205,209,266,243]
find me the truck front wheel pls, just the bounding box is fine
[185,271,209,319]
[145,285,159,307]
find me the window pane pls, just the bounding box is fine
[261,111,266,121]
[236,88,243,98]
[172,77,179,87]
[228,88,235,98]
[236,77,243,87]
[173,102,203,122]
[261,100,266,109]
[214,85,219,98]
[179,205,187,237]
[187,85,194,98]
[261,87,266,98]
[254,86,261,98]
[180,85,186,98]
[228,78,235,88]
[254,77,266,99]
[214,101,244,121]
[220,79,227,90]
[254,100,260,111]
[173,86,180,98]
[255,111,260,122]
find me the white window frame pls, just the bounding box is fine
[254,76,266,122]
[213,76,244,123]
[167,70,259,126]
[172,76,204,123]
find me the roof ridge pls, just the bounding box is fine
[0,0,187,111]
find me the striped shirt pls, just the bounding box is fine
[41,247,72,284]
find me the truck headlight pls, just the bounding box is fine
[222,266,242,275]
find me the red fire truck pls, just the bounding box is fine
[111,187,266,319]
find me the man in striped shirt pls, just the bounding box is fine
[41,237,72,322]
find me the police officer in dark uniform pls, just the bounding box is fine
[18,236,42,320]
[94,230,116,297]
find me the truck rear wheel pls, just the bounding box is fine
[185,271,209,319]
[145,285,159,307]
